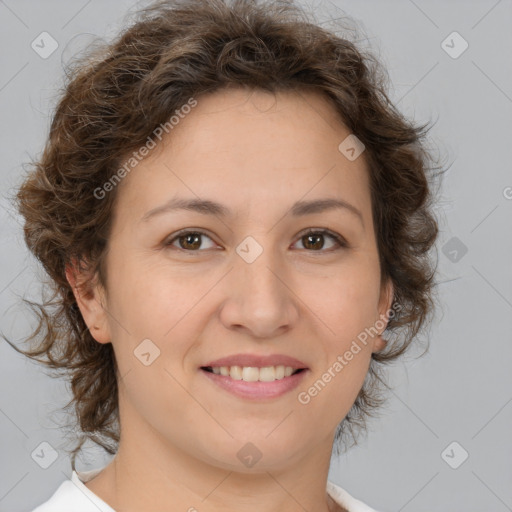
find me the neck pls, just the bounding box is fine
[85,403,340,512]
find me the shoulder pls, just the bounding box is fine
[31,470,115,512]
[327,480,382,512]
[31,480,86,512]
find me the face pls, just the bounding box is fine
[69,87,393,473]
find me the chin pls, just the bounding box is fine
[200,433,306,472]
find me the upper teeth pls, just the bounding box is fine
[210,365,298,382]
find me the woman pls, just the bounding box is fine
[9,0,440,510]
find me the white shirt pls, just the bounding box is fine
[31,467,379,512]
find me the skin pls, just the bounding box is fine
[66,87,393,512]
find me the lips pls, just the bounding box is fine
[201,353,308,369]
[200,362,309,400]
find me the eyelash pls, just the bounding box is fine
[164,228,348,254]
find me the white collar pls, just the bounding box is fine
[67,469,378,512]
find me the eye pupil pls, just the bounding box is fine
[180,233,201,250]
[168,229,344,253]
[303,233,324,250]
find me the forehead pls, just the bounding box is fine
[113,87,372,227]
[168,87,352,159]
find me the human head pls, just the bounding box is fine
[9,0,440,470]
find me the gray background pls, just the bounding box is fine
[1,0,511,511]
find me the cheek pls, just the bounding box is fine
[106,256,201,339]
[116,357,206,454]
[311,259,382,339]
[298,323,374,428]
[303,258,380,403]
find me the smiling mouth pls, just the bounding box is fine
[200,365,305,382]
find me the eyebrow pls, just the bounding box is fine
[140,196,364,227]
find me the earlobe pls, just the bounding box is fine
[372,278,395,353]
[65,258,111,344]
[372,335,388,353]
[378,277,395,319]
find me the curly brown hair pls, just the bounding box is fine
[4,0,442,471]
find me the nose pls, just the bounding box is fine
[218,240,300,339]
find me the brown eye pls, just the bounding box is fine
[177,233,202,250]
[294,229,347,252]
[164,228,347,254]
[302,233,325,250]
[166,230,217,251]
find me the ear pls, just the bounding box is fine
[372,277,395,354]
[65,257,111,344]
